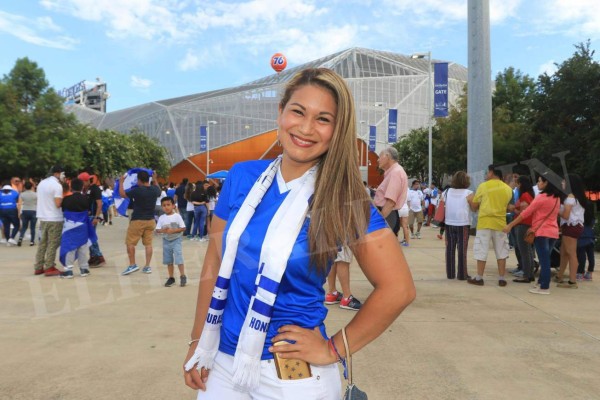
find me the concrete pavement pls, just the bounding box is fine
[1,218,599,399]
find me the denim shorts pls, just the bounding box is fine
[163,237,184,265]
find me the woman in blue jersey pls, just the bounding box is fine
[183,68,416,399]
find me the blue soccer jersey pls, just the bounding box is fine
[214,160,387,359]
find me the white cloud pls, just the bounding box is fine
[41,0,185,41]
[177,45,230,71]
[178,49,201,71]
[540,0,600,37]
[40,0,327,43]
[380,0,522,26]
[131,75,153,89]
[231,24,364,64]
[0,10,78,49]
[285,25,364,64]
[489,0,522,24]
[539,60,558,76]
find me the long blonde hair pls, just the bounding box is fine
[279,68,370,274]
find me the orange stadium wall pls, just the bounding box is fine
[166,129,381,185]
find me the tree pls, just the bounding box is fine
[492,68,537,164]
[531,41,600,190]
[433,93,468,181]
[79,127,136,178]
[127,130,172,178]
[3,57,49,112]
[394,127,446,184]
[0,59,84,178]
[0,58,172,180]
[79,128,172,179]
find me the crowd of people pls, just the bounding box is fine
[389,164,596,296]
[0,167,222,288]
[1,66,597,399]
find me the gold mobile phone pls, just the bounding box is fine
[272,341,312,380]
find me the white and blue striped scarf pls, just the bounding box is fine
[184,156,317,391]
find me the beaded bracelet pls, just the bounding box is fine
[188,339,200,347]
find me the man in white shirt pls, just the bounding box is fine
[34,165,65,276]
[407,180,425,239]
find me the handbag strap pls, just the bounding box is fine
[342,327,353,385]
[532,198,559,234]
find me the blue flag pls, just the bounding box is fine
[388,109,398,143]
[434,63,449,118]
[113,167,154,216]
[200,125,207,152]
[60,210,98,266]
[369,125,376,152]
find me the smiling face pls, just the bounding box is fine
[277,84,337,179]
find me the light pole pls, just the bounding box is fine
[206,120,217,177]
[411,51,433,186]
[359,120,368,183]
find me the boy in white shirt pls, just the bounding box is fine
[155,197,187,287]
[407,180,425,239]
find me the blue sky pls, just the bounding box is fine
[1,0,598,112]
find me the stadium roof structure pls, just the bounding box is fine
[69,47,467,165]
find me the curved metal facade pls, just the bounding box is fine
[70,48,467,165]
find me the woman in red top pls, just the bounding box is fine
[504,174,561,295]
[512,176,536,283]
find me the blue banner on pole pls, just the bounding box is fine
[200,126,207,151]
[434,63,449,117]
[388,109,398,143]
[369,125,376,152]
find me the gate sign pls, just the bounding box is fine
[369,125,376,152]
[434,62,449,118]
[200,126,207,152]
[388,109,398,143]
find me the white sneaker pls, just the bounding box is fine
[8,238,18,246]
[529,286,550,295]
[0,238,7,245]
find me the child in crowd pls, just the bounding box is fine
[155,196,187,287]
[577,203,596,281]
[59,178,97,278]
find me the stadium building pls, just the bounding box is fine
[68,47,467,183]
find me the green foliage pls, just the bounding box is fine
[423,44,599,192]
[394,128,428,182]
[0,58,171,181]
[128,130,172,178]
[433,93,468,182]
[531,40,600,190]
[3,57,48,111]
[0,59,84,177]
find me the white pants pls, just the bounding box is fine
[198,351,342,400]
[473,229,510,261]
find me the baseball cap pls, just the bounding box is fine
[78,172,92,181]
[50,165,64,173]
